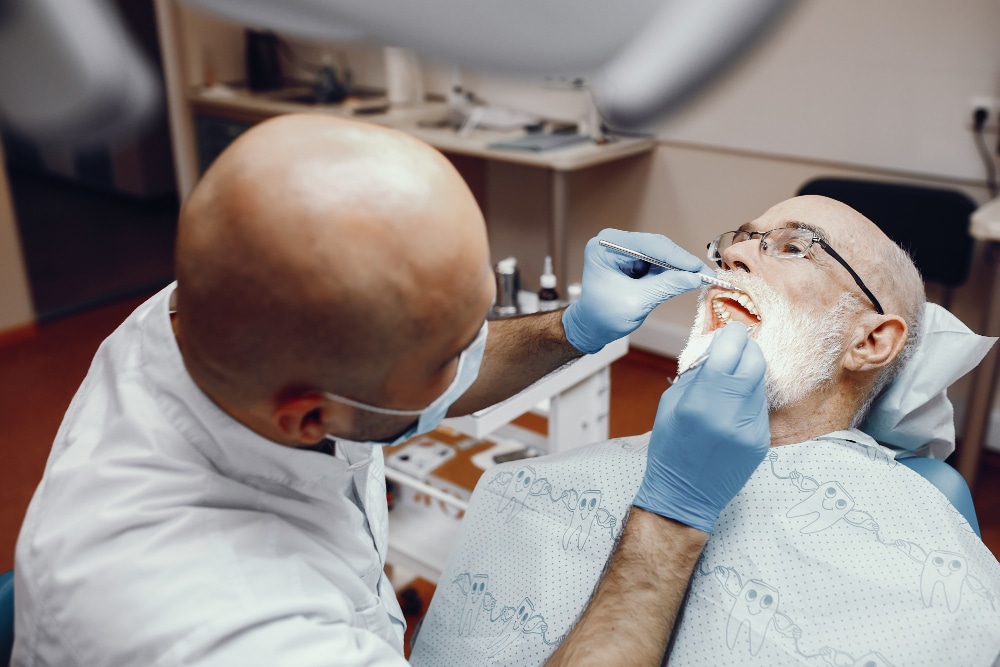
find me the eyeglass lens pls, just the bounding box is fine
[711,228,816,266]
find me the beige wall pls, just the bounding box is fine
[0,147,35,334]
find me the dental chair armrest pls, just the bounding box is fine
[898,457,980,538]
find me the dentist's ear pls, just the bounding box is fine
[272,395,332,445]
[844,314,907,372]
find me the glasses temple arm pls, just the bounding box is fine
[816,240,885,315]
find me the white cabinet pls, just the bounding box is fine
[385,337,628,582]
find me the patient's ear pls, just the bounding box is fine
[844,315,907,372]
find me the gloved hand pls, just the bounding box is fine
[633,322,770,533]
[562,229,713,354]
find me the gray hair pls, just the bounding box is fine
[850,241,926,426]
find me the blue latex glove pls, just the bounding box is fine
[633,322,770,533]
[562,229,713,354]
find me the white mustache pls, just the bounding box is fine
[680,272,855,412]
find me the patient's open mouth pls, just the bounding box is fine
[709,289,761,331]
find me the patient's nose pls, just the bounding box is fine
[720,238,754,273]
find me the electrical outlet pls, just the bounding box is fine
[969,95,1000,131]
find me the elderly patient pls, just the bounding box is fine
[411,196,1000,666]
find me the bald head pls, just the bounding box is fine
[782,196,925,415]
[762,195,925,334]
[175,115,493,411]
[730,195,925,423]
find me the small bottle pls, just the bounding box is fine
[537,256,560,311]
[315,53,346,104]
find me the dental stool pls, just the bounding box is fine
[1,569,13,665]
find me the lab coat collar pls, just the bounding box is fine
[142,283,376,500]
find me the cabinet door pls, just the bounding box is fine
[194,115,254,174]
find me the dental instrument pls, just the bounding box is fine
[599,240,737,290]
[667,351,711,386]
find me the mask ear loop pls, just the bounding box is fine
[319,391,425,416]
[321,320,490,415]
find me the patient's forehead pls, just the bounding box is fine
[745,195,877,249]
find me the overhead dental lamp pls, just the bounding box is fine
[0,0,793,146]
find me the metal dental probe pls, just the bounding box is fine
[598,239,738,290]
[666,351,711,386]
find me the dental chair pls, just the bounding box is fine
[898,457,980,536]
[794,178,981,535]
[1,569,13,665]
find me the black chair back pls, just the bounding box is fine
[797,178,976,288]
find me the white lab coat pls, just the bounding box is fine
[13,284,408,666]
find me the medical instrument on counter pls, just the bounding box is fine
[566,282,582,305]
[537,256,560,311]
[493,256,520,317]
[599,239,737,290]
[493,445,542,464]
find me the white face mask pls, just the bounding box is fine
[322,321,488,446]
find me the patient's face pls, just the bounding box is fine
[677,197,868,411]
[678,274,855,411]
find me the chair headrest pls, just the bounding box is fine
[860,303,996,459]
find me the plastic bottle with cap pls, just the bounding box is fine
[537,256,560,311]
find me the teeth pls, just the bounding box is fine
[711,291,761,323]
[712,300,732,322]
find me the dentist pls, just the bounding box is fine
[13,114,768,666]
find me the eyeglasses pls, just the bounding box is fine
[707,227,884,315]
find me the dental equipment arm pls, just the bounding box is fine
[547,323,769,666]
[185,0,793,130]
[0,0,160,147]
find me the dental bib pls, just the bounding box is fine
[411,431,1000,666]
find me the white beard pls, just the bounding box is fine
[677,272,854,413]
